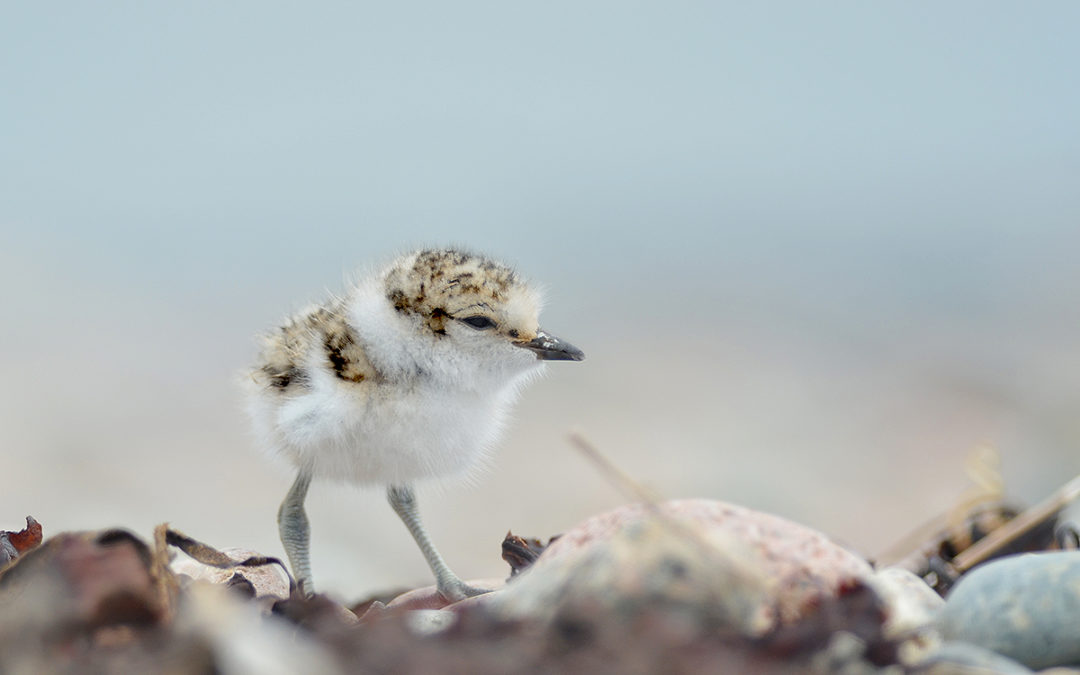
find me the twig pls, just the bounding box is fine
[952,473,1080,572]
[567,431,662,506]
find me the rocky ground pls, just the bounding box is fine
[1,482,1079,674]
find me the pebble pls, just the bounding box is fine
[909,641,1033,674]
[868,567,944,638]
[404,609,458,636]
[488,499,876,634]
[936,551,1080,670]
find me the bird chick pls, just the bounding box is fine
[246,248,584,600]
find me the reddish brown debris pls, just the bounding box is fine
[0,530,165,627]
[0,516,43,567]
[9,495,1053,674]
[7,516,43,553]
[501,531,559,576]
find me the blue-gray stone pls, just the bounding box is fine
[911,641,1033,674]
[936,551,1080,669]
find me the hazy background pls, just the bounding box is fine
[3,3,1079,600]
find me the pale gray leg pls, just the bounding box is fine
[278,470,314,597]
[387,484,490,602]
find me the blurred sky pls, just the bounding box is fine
[2,3,1079,600]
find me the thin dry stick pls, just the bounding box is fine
[568,430,716,548]
[952,473,1080,573]
[875,445,1005,568]
[568,431,662,506]
[568,430,735,545]
[946,445,1005,551]
[151,524,181,623]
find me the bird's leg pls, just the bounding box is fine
[278,470,314,597]
[387,484,490,602]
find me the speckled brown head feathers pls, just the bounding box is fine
[384,249,543,343]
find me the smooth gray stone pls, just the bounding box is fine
[937,552,1080,669]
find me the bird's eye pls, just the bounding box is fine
[460,315,497,330]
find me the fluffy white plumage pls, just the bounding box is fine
[246,248,575,485]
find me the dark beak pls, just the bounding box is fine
[516,329,585,361]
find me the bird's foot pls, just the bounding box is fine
[437,578,493,603]
[292,575,315,599]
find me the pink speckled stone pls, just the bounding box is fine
[537,499,873,622]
